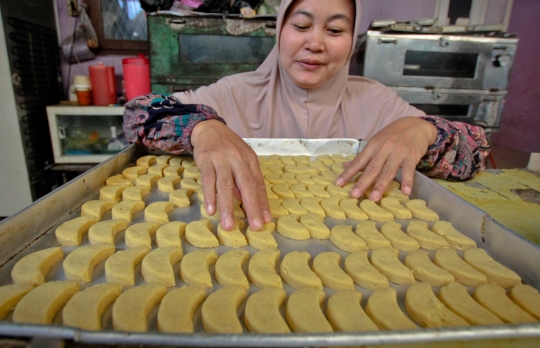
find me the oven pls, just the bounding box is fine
[350,29,518,132]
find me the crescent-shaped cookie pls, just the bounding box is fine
[11,247,64,286]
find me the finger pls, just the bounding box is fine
[249,161,272,224]
[369,155,402,201]
[213,164,236,231]
[232,183,242,202]
[399,157,418,196]
[198,160,217,216]
[233,165,264,231]
[346,151,385,199]
[336,150,372,187]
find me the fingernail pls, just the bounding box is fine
[252,217,263,231]
[350,188,361,198]
[370,190,380,201]
[222,213,234,230]
[206,203,214,215]
[335,178,345,186]
[263,210,272,223]
[402,186,411,195]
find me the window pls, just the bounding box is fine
[434,0,514,30]
[87,0,148,54]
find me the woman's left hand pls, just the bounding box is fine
[335,117,438,201]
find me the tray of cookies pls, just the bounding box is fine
[0,139,539,347]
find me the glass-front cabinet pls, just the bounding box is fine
[46,106,128,163]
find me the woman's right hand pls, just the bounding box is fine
[190,120,272,231]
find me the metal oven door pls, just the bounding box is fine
[392,87,507,131]
[360,31,518,91]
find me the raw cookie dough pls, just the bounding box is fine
[431,221,476,250]
[308,183,331,198]
[280,251,323,290]
[508,284,540,320]
[286,288,333,333]
[122,186,150,201]
[112,284,167,332]
[365,287,418,330]
[156,154,174,164]
[105,247,150,286]
[438,281,503,325]
[112,200,145,222]
[163,165,184,177]
[12,281,80,325]
[88,220,128,244]
[281,198,309,215]
[148,164,168,176]
[81,200,117,220]
[359,200,394,222]
[330,224,368,252]
[55,217,98,246]
[473,284,537,324]
[185,219,219,248]
[183,166,201,179]
[0,284,35,320]
[268,198,289,218]
[404,199,439,222]
[157,176,180,192]
[281,171,299,184]
[300,197,326,216]
[141,246,183,287]
[215,250,250,290]
[125,222,161,248]
[248,248,283,289]
[11,247,64,285]
[122,166,146,182]
[217,220,248,247]
[405,282,469,328]
[433,247,487,287]
[245,287,290,333]
[63,243,115,283]
[155,221,186,248]
[169,188,193,208]
[406,221,449,250]
[463,248,521,288]
[340,198,369,220]
[136,155,157,167]
[135,174,161,188]
[106,174,132,187]
[291,183,315,198]
[62,283,122,331]
[380,197,412,220]
[312,252,354,291]
[277,215,310,240]
[144,201,174,224]
[272,183,295,199]
[321,197,346,219]
[380,221,420,251]
[300,213,330,239]
[157,286,206,333]
[404,250,455,287]
[326,184,349,198]
[355,221,391,250]
[344,250,389,290]
[370,247,415,285]
[201,286,247,334]
[246,222,278,250]
[180,249,219,289]
[99,185,127,201]
[181,177,202,191]
[327,290,379,332]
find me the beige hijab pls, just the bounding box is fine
[174,0,424,140]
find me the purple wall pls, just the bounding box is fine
[56,1,128,97]
[491,0,540,152]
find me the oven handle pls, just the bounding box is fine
[378,37,397,44]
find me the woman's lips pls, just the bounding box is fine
[299,59,323,70]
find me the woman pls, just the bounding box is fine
[124,0,489,231]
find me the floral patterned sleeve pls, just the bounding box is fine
[123,93,226,154]
[416,115,490,181]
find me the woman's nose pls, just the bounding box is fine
[304,30,324,52]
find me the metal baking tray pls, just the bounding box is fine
[0,139,539,346]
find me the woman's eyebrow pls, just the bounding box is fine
[327,13,353,24]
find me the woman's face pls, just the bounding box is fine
[279,0,355,89]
